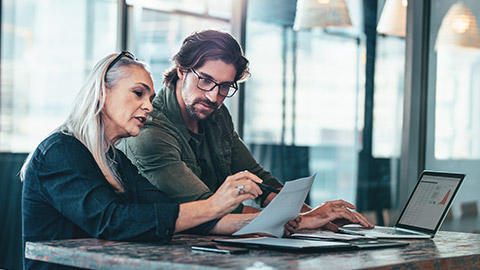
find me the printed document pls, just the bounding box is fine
[233,174,315,238]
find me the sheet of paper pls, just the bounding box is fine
[233,174,316,238]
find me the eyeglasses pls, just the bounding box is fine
[106,51,137,73]
[190,68,238,98]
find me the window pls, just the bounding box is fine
[1,0,117,152]
[127,0,232,84]
[243,1,364,207]
[426,0,480,218]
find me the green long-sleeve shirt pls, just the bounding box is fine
[118,86,282,206]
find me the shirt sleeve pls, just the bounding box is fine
[36,138,179,242]
[122,124,214,204]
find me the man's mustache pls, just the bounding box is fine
[193,99,218,109]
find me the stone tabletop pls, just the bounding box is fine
[25,231,480,269]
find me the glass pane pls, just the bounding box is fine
[145,0,207,14]
[435,48,480,159]
[1,0,117,152]
[295,32,361,206]
[132,8,231,85]
[426,0,480,224]
[372,36,405,158]
[207,0,231,19]
[243,21,284,144]
[243,6,364,207]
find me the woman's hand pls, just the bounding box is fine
[297,200,374,232]
[206,171,263,217]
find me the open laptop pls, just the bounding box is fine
[339,171,465,239]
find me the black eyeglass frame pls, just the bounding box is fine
[106,51,137,73]
[189,68,238,98]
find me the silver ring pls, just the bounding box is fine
[237,185,245,195]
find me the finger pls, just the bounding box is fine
[238,181,266,197]
[322,221,339,232]
[286,219,299,230]
[333,208,371,227]
[331,207,361,225]
[235,182,262,197]
[352,211,375,228]
[236,170,263,183]
[329,199,356,210]
[284,223,296,234]
[284,221,299,235]
[295,216,302,224]
[236,192,259,201]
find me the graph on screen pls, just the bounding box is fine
[399,175,461,230]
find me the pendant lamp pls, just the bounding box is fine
[293,0,352,30]
[435,3,480,50]
[377,0,408,37]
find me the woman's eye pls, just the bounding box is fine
[134,91,143,97]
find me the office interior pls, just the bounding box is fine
[1,0,479,269]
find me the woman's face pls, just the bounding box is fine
[102,65,155,143]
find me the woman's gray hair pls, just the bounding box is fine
[20,53,152,191]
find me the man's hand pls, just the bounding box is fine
[283,216,301,236]
[297,200,374,232]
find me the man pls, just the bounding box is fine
[119,29,373,231]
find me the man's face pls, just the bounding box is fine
[177,59,236,121]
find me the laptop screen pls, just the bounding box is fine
[397,171,465,232]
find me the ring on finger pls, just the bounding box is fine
[237,185,245,195]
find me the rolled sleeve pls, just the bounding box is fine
[182,218,220,235]
[153,203,179,239]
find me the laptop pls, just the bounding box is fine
[214,237,408,251]
[339,171,465,239]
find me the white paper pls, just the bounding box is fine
[233,174,316,238]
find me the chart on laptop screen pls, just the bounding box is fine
[398,175,461,230]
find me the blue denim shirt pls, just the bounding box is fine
[22,133,217,270]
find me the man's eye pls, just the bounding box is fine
[220,84,233,90]
[201,78,213,84]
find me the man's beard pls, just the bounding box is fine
[185,98,219,121]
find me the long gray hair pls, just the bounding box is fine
[20,53,152,191]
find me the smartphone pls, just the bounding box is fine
[191,244,249,254]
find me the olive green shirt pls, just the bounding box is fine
[118,86,283,205]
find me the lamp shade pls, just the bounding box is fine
[293,0,352,30]
[435,3,480,50]
[377,0,408,37]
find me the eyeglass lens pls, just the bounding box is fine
[191,69,237,97]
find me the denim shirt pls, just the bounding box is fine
[22,133,216,270]
[119,86,283,205]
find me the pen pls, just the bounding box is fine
[257,182,280,194]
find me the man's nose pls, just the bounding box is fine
[205,85,220,103]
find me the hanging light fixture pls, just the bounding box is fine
[293,0,352,30]
[377,0,408,37]
[435,3,480,50]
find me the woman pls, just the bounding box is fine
[20,52,274,270]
